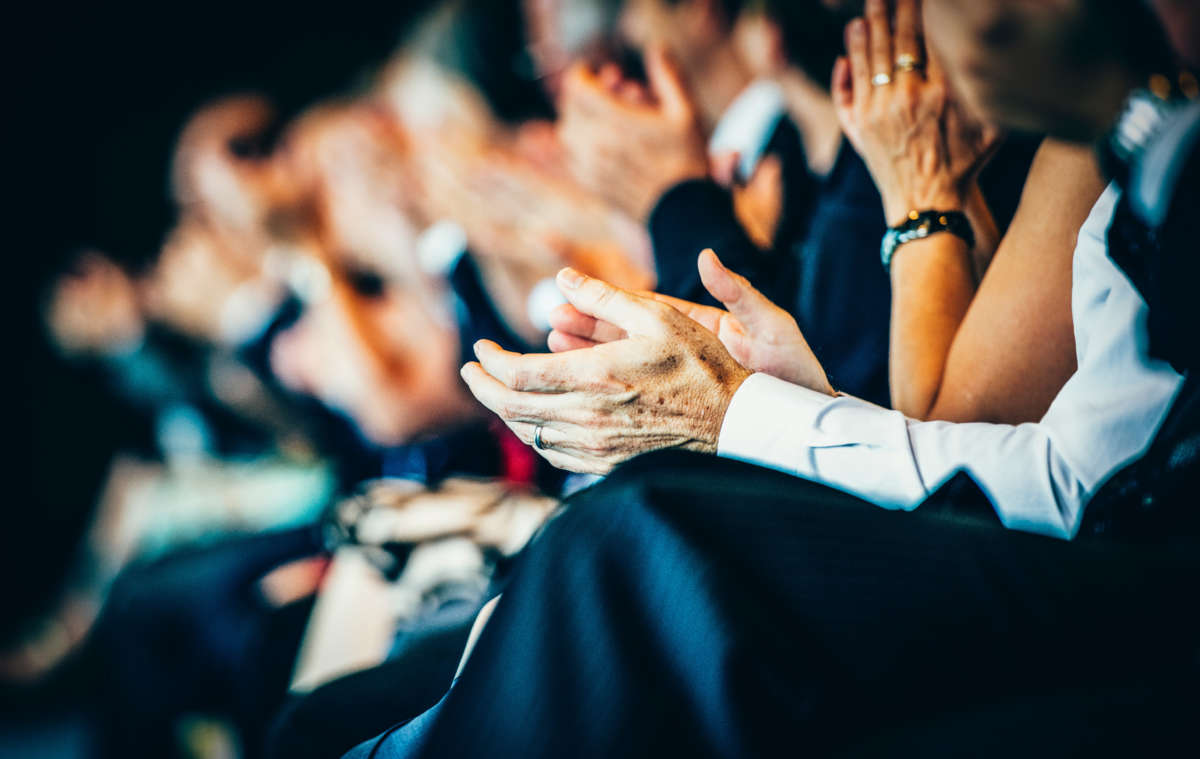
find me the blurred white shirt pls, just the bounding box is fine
[718,185,1184,539]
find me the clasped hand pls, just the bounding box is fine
[460,251,832,474]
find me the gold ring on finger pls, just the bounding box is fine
[894,54,924,74]
[871,72,892,87]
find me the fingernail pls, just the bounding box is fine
[473,340,487,358]
[850,19,865,36]
[558,268,585,290]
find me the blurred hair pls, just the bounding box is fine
[758,0,857,89]
[408,0,557,124]
[663,0,748,27]
[660,0,853,89]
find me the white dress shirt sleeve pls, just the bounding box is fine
[717,186,1183,540]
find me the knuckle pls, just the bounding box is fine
[646,299,674,321]
[591,285,616,308]
[504,365,523,389]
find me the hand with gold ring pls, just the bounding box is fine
[894,52,923,75]
[832,0,1000,227]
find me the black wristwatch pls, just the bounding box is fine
[880,210,974,272]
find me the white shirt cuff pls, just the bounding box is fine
[718,373,928,510]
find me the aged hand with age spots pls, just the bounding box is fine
[459,267,754,475]
[549,249,835,396]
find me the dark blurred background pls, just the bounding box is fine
[13,1,434,296]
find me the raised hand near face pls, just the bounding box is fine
[558,44,710,222]
[549,249,834,396]
[459,268,753,475]
[832,0,1000,227]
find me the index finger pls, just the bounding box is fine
[865,0,893,83]
[556,268,673,337]
[547,303,627,344]
[473,339,592,393]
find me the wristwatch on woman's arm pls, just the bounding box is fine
[880,209,975,272]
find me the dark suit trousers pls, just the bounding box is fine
[412,452,1198,758]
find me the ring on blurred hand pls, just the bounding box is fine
[894,54,924,74]
[533,425,549,451]
[871,72,892,87]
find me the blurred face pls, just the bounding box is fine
[172,95,296,237]
[269,249,477,447]
[281,103,423,285]
[923,0,1140,141]
[270,105,481,446]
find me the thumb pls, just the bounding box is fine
[644,44,695,121]
[697,249,784,335]
[556,268,666,337]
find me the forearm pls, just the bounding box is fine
[887,233,976,419]
[963,182,1000,281]
[920,140,1102,424]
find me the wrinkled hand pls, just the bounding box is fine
[460,268,753,475]
[558,45,709,222]
[549,249,834,396]
[833,0,1000,226]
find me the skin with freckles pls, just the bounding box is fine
[460,266,754,475]
[549,248,833,395]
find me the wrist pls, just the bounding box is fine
[691,365,752,454]
[880,210,975,272]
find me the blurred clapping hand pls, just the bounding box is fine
[45,252,146,357]
[558,44,710,222]
[832,0,1000,228]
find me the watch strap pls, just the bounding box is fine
[881,210,975,271]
